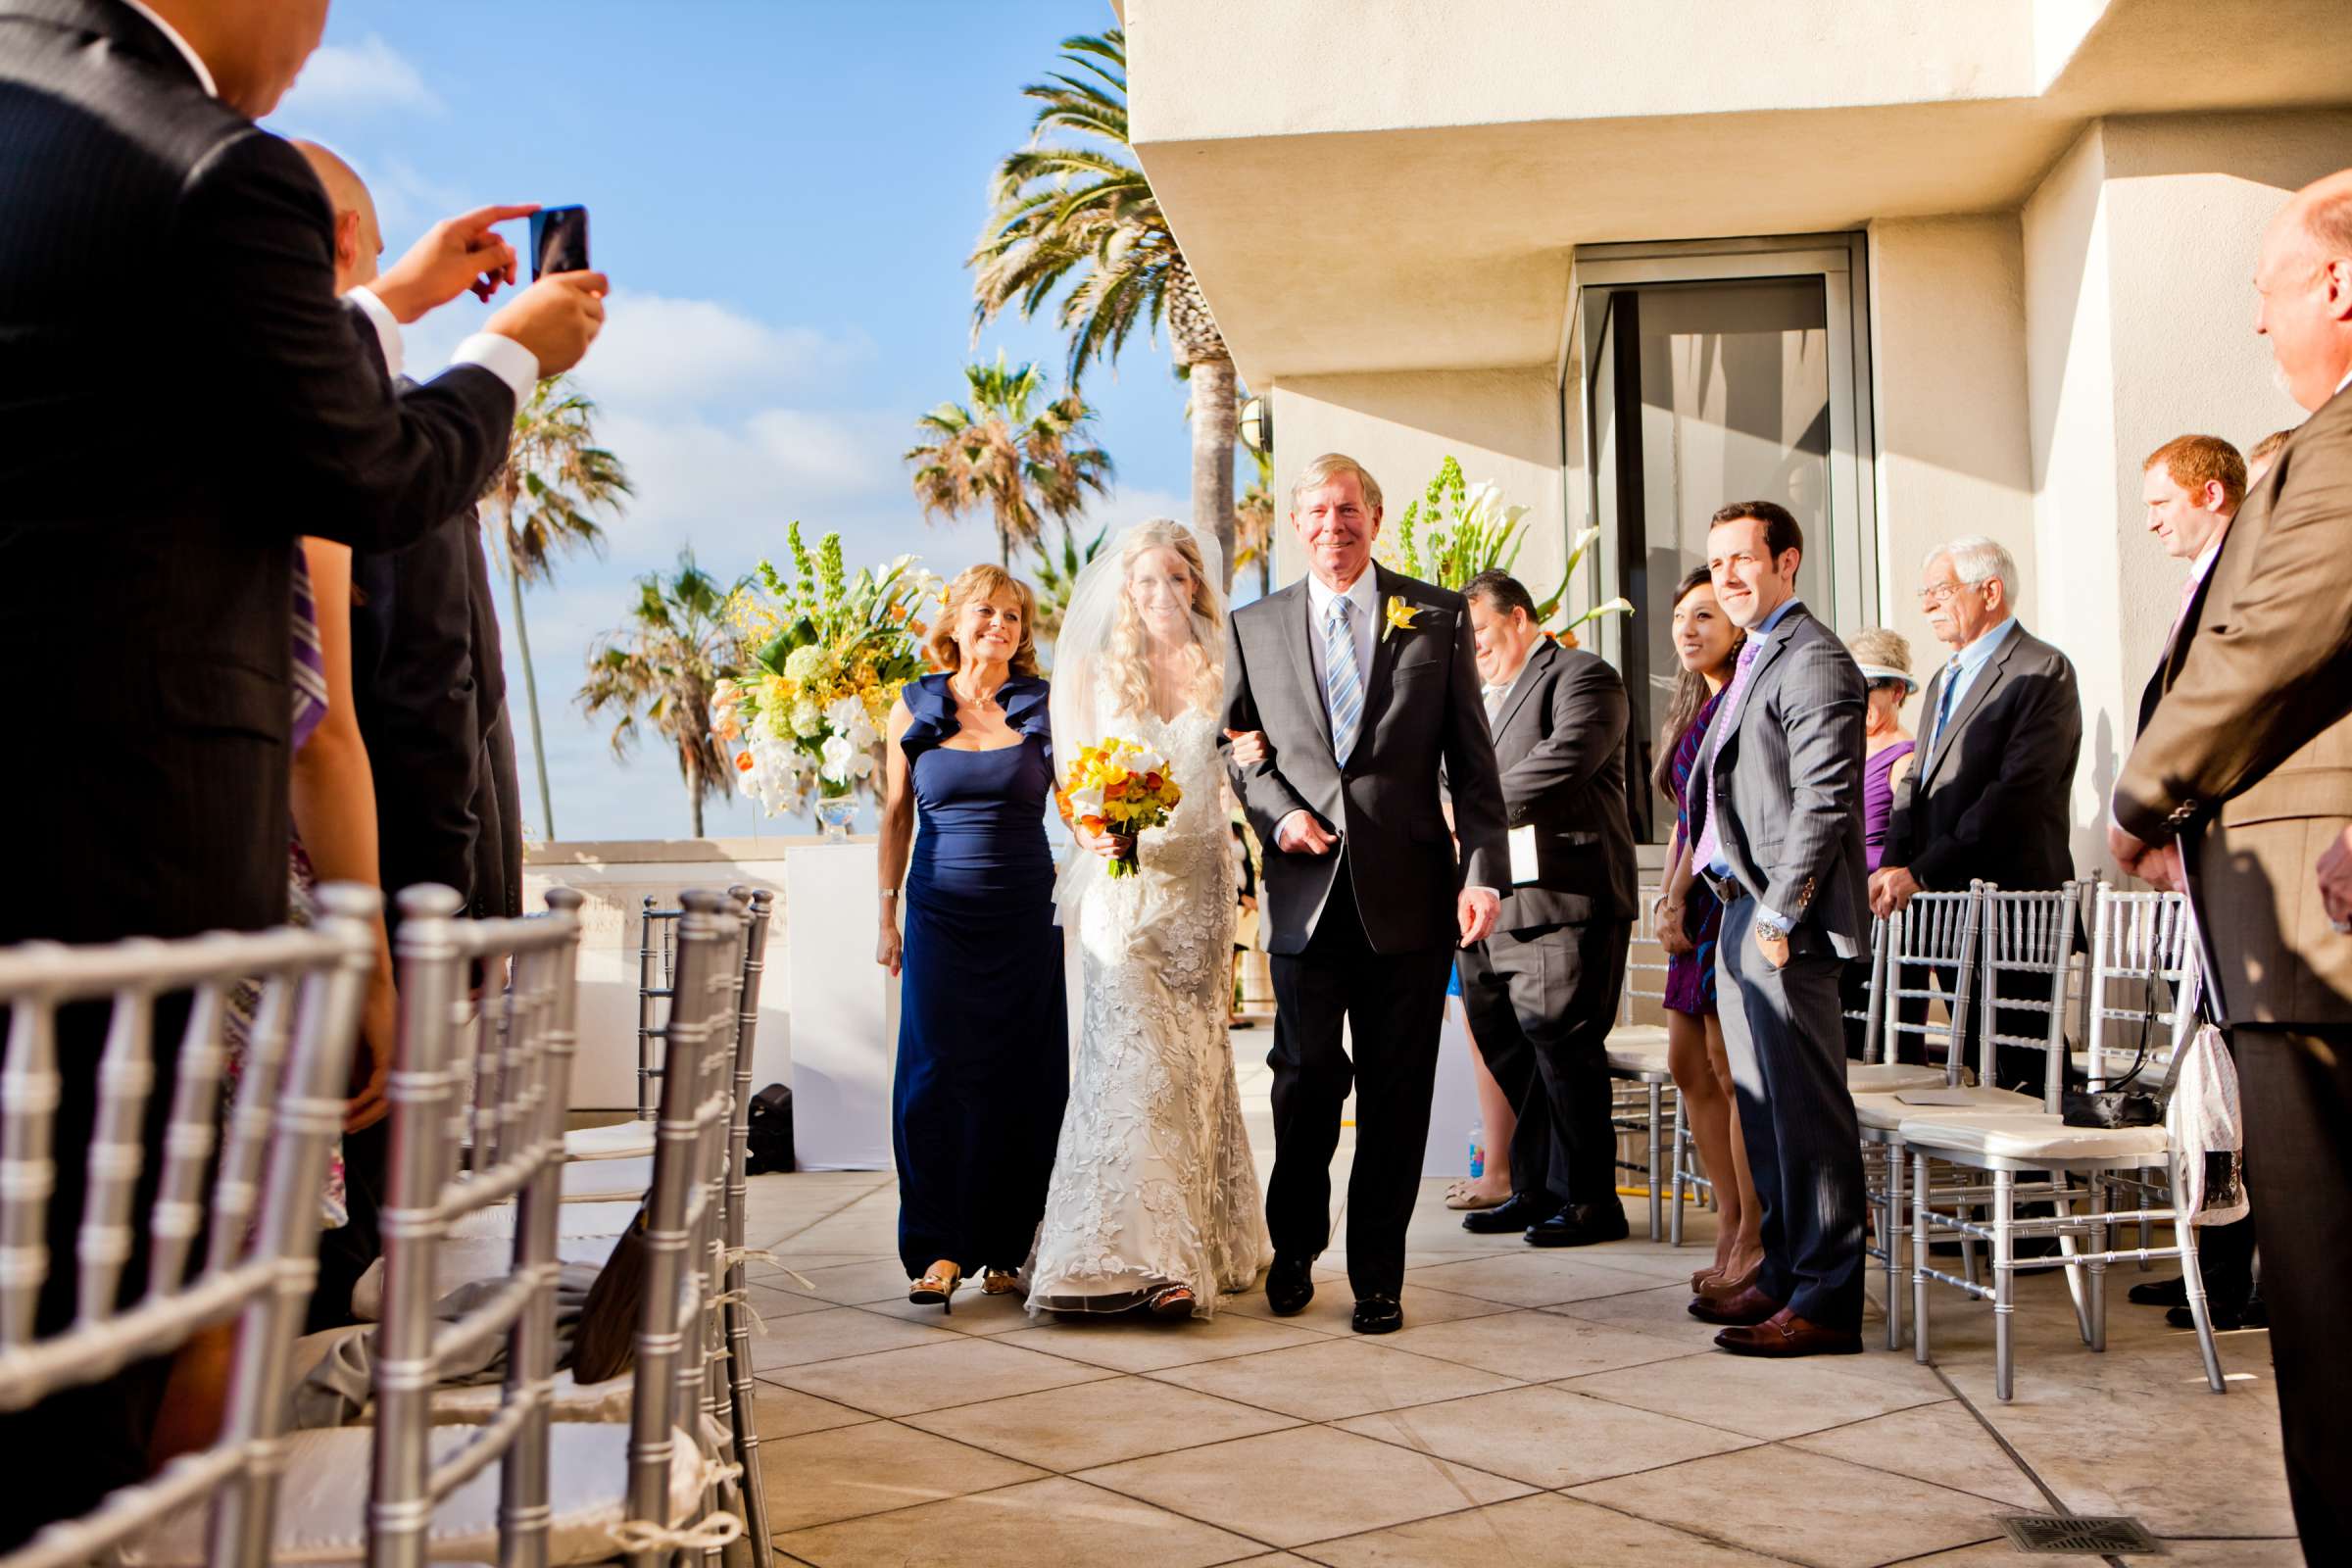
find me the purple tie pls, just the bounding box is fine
[1692,637,1765,874]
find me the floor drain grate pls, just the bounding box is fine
[1998,1513,2161,1554]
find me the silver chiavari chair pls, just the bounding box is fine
[719,888,777,1568]
[1901,887,2224,1400]
[0,887,375,1568]
[1605,889,1684,1243]
[560,901,681,1170]
[626,890,747,1568]
[1977,882,2087,1111]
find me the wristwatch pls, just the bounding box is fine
[1754,916,1791,945]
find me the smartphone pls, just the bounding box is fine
[529,205,589,279]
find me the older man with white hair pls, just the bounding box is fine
[1875,535,2082,1091]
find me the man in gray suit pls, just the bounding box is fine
[1685,501,1871,1357]
[1454,570,1638,1249]
[1222,453,1509,1335]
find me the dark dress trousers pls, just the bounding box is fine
[1886,623,2083,1087]
[2114,383,2352,1556]
[0,1,518,1542]
[1686,603,1871,1332]
[1222,565,1508,1299]
[1454,638,1638,1216]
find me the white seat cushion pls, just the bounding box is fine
[1851,1086,2041,1132]
[350,1233,625,1320]
[123,1421,706,1565]
[429,1366,635,1425]
[1605,1025,1673,1077]
[564,1121,658,1161]
[1845,1063,1948,1095]
[1894,1109,2172,1162]
[448,1199,640,1242]
[561,1154,653,1203]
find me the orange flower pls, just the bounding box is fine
[734,750,755,772]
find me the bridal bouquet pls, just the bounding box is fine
[718,523,936,823]
[1061,738,1182,879]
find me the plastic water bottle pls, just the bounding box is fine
[1467,1123,1486,1181]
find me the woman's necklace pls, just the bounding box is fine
[952,672,1004,715]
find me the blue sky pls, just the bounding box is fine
[270,0,1200,843]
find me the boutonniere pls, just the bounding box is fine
[1382,595,1421,643]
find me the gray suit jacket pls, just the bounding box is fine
[1486,637,1637,930]
[1222,564,1509,955]
[1686,602,1870,959]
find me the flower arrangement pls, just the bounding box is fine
[1379,455,1634,648]
[716,523,937,823]
[1060,737,1182,879]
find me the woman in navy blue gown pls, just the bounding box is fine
[876,564,1067,1310]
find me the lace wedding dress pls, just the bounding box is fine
[1026,700,1273,1316]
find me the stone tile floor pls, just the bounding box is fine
[732,1053,2300,1566]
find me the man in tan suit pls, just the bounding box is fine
[2109,169,2352,1556]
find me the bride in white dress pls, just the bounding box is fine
[1029,520,1273,1318]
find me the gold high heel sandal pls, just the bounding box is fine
[909,1260,963,1313]
[979,1269,1021,1297]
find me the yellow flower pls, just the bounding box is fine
[1382,595,1421,642]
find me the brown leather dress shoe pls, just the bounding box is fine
[1688,1283,1781,1326]
[1714,1308,1863,1357]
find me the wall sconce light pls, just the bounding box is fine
[1238,395,1271,455]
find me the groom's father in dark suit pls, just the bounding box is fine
[1222,453,1509,1335]
[1454,570,1637,1249]
[1873,535,2082,1090]
[0,0,603,1542]
[1685,502,1871,1357]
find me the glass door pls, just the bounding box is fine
[1570,235,1877,844]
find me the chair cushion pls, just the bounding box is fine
[561,1154,653,1204]
[2070,1047,2174,1081]
[123,1421,706,1565]
[448,1199,641,1241]
[426,1367,636,1425]
[564,1121,658,1161]
[1605,1025,1673,1077]
[1845,1063,1948,1095]
[350,1233,626,1320]
[1893,1109,2172,1161]
[1850,1086,2041,1132]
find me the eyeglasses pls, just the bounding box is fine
[1915,581,1973,607]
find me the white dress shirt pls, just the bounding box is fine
[121,0,538,406]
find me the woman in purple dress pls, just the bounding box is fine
[1841,628,1919,1057]
[1650,567,1763,1305]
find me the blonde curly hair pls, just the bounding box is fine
[1101,520,1224,721]
[926,564,1041,676]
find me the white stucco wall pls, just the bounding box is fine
[1866,213,2039,721]
[2023,112,2348,866]
[1267,368,1568,606]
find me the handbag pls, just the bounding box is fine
[571,1202,649,1383]
[2060,970,2167,1129]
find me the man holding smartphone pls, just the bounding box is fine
[0,0,610,1544]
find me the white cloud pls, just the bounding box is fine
[571,293,867,414]
[280,35,443,120]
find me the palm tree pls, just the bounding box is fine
[482,376,632,842]
[577,551,739,839]
[972,27,1240,586]
[906,352,1111,567]
[1028,520,1107,645]
[1234,445,1275,601]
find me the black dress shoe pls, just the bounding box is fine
[1265,1253,1315,1316]
[1462,1193,1555,1235]
[1525,1203,1631,1249]
[2129,1275,2189,1308]
[2170,1292,2266,1332]
[1350,1294,1403,1334]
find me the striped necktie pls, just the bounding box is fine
[1928,656,1963,758]
[1324,595,1364,764]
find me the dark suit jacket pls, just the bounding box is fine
[2117,383,2352,1026]
[1484,637,1637,931]
[353,506,524,930]
[0,0,515,946]
[1887,622,2082,894]
[1686,603,1870,959]
[1221,565,1509,955]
